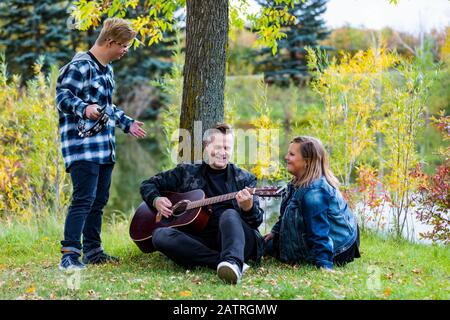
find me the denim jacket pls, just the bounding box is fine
[271,176,357,269]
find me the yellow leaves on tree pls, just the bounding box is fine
[306,46,398,186]
[307,43,435,238]
[0,56,70,220]
[71,0,302,55]
[237,80,287,183]
[440,27,450,65]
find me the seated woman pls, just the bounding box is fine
[264,136,360,270]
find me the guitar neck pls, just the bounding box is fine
[186,191,239,210]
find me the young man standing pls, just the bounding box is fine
[56,18,146,270]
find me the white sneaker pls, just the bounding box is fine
[242,263,250,274]
[217,261,242,284]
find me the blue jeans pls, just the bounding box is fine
[61,161,114,256]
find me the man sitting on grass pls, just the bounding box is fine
[140,123,264,284]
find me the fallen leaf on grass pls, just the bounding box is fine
[254,288,270,297]
[383,287,392,298]
[26,285,36,294]
[179,290,192,297]
[413,278,424,287]
[302,279,312,286]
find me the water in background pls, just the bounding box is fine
[258,197,438,245]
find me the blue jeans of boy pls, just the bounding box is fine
[60,161,114,257]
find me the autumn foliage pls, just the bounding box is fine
[0,56,70,220]
[411,115,450,244]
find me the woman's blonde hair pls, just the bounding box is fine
[290,136,340,189]
[96,18,136,46]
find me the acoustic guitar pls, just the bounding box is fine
[129,187,283,253]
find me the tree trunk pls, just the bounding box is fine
[179,0,228,163]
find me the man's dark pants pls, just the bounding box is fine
[61,161,114,257]
[152,209,257,270]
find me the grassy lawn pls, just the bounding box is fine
[0,216,448,300]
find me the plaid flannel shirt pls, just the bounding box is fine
[55,52,134,171]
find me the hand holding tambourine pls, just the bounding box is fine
[77,104,109,138]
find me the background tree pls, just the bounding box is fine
[254,0,330,86]
[177,0,228,161]
[0,0,94,82]
[0,0,178,112]
[306,44,437,239]
[0,55,71,220]
[112,3,184,121]
[72,0,298,162]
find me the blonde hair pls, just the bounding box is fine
[96,18,136,46]
[290,136,340,189]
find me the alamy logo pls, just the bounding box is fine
[366,265,381,291]
[65,269,81,290]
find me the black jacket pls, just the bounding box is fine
[140,162,265,262]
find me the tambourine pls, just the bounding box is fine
[77,106,110,138]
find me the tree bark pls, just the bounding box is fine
[180,0,228,163]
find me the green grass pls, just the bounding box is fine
[0,215,449,300]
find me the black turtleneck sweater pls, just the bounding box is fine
[202,165,235,234]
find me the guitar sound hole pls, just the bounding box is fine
[172,200,189,217]
[172,208,186,217]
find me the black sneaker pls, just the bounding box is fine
[59,253,86,271]
[82,251,119,265]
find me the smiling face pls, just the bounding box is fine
[285,142,307,178]
[204,132,234,170]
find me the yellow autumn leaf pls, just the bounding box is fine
[179,290,192,297]
[383,287,392,297]
[26,285,36,294]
